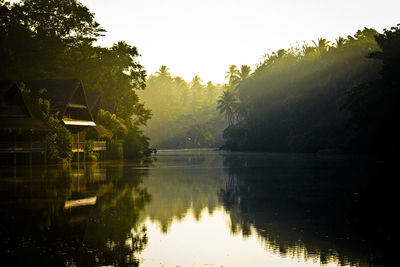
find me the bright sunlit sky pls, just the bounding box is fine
[77,1,399,83]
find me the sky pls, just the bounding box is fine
[72,1,399,83]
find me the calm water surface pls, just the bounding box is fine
[0,150,388,266]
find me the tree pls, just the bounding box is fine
[155,65,171,78]
[312,38,330,54]
[225,65,240,87]
[138,68,225,149]
[344,25,400,154]
[219,27,381,152]
[20,85,73,162]
[2,0,104,42]
[238,65,251,81]
[1,0,152,158]
[335,37,346,48]
[217,90,238,125]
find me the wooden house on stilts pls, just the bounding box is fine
[1,79,106,164]
[24,79,98,162]
[0,81,49,165]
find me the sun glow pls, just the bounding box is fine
[78,0,400,84]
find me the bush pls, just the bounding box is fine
[107,140,124,160]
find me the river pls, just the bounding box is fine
[0,149,388,266]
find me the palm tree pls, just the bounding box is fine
[225,65,240,87]
[156,65,170,77]
[302,43,316,55]
[238,65,251,80]
[312,38,330,54]
[235,100,248,123]
[217,90,238,125]
[190,75,202,88]
[335,37,346,48]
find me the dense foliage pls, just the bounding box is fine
[138,66,226,148]
[0,0,151,159]
[218,28,386,153]
[344,25,400,154]
[20,85,73,162]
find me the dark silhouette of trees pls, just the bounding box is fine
[225,65,240,87]
[218,27,386,153]
[344,24,400,154]
[238,65,252,81]
[217,90,238,126]
[0,0,151,158]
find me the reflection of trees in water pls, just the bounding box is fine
[142,153,225,232]
[0,162,151,266]
[220,168,252,236]
[219,153,387,266]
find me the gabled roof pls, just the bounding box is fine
[0,80,14,98]
[85,90,102,113]
[0,80,48,131]
[1,79,96,129]
[24,79,93,121]
[100,100,117,114]
[0,80,32,118]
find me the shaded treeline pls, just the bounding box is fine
[344,25,400,154]
[0,0,151,158]
[218,27,400,154]
[0,162,151,266]
[219,153,391,266]
[138,66,227,148]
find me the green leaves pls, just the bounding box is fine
[97,109,126,139]
[217,90,239,126]
[1,0,152,156]
[20,84,73,162]
[13,0,105,42]
[220,27,383,152]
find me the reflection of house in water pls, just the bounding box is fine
[1,79,107,164]
[0,81,49,164]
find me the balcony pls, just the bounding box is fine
[0,141,46,153]
[72,141,107,152]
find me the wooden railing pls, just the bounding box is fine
[0,141,106,153]
[93,141,107,151]
[72,141,107,152]
[0,141,46,153]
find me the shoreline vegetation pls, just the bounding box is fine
[1,0,152,163]
[1,0,399,160]
[216,25,400,156]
